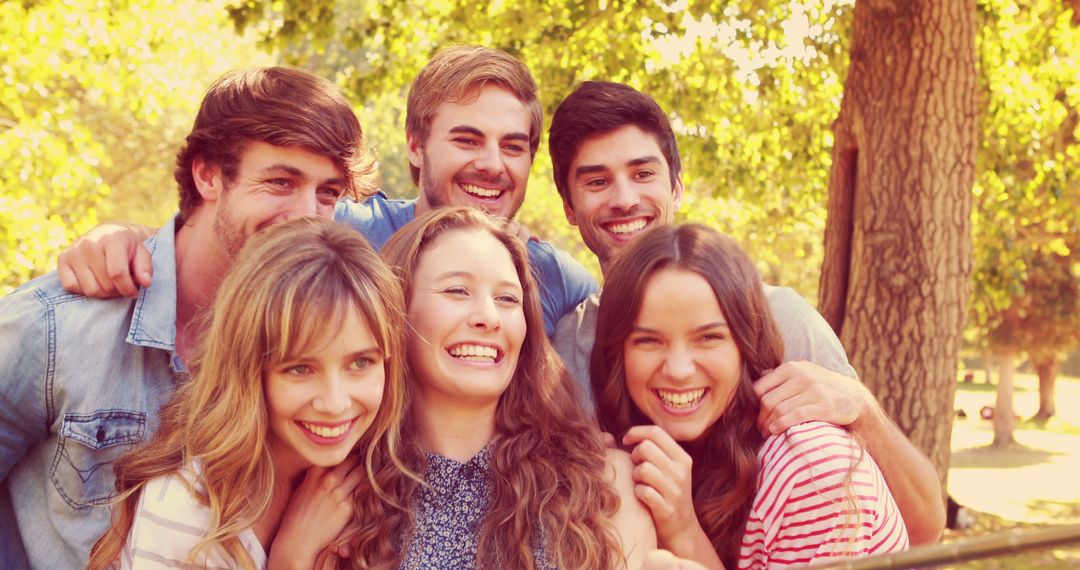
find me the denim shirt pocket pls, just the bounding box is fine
[51,410,147,509]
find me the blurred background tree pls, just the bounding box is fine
[0,0,270,295]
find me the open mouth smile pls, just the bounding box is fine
[655,388,708,410]
[603,217,650,237]
[459,183,507,200]
[297,419,356,443]
[447,343,503,365]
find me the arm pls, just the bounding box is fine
[0,294,50,482]
[748,423,909,566]
[622,426,723,570]
[757,288,945,544]
[604,449,657,569]
[526,240,599,337]
[56,222,155,298]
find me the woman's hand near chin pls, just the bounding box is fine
[267,456,365,569]
[623,425,724,570]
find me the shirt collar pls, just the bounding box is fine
[125,216,179,353]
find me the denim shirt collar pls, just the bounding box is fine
[125,216,179,357]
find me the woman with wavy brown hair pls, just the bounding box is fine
[88,218,412,570]
[374,207,655,569]
[591,224,908,569]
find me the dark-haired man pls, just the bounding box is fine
[547,81,945,546]
[0,67,371,568]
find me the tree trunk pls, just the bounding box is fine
[1031,355,1060,422]
[819,0,978,492]
[993,353,1016,447]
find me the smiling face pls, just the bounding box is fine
[408,85,533,220]
[563,125,683,272]
[210,141,347,257]
[405,228,527,408]
[623,267,741,443]
[264,309,386,476]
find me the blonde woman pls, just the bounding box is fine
[89,218,411,569]
[370,207,655,569]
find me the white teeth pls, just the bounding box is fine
[299,421,351,438]
[461,183,502,198]
[656,388,706,409]
[448,344,498,363]
[607,219,647,235]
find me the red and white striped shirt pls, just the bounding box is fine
[737,421,908,569]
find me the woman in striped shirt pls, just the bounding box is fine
[590,224,908,569]
[88,218,413,569]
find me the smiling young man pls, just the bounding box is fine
[0,67,375,569]
[547,81,946,546]
[58,46,595,336]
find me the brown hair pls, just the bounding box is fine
[89,218,411,570]
[379,207,624,569]
[405,46,542,185]
[549,81,682,208]
[590,224,781,568]
[175,67,378,220]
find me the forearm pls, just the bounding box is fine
[851,404,945,545]
[664,527,725,570]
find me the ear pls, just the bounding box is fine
[192,156,225,203]
[406,130,424,169]
[562,199,578,227]
[672,176,685,211]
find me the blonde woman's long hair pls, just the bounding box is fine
[375,207,625,569]
[89,217,411,570]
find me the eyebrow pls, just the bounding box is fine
[260,164,345,186]
[449,125,531,144]
[632,321,729,334]
[574,155,663,179]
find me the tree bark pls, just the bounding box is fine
[1031,355,1060,422]
[993,353,1016,447]
[819,0,978,491]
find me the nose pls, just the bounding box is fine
[312,373,351,416]
[662,344,695,382]
[284,187,320,220]
[608,176,641,213]
[472,141,505,176]
[467,296,502,332]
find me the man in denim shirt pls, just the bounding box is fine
[0,67,375,568]
[56,46,598,336]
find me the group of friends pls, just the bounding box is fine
[0,45,946,569]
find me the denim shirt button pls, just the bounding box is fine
[96,426,105,443]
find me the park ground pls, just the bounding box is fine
[942,371,1080,568]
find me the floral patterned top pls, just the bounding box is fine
[399,444,555,569]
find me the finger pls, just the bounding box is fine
[628,439,676,473]
[600,431,618,449]
[57,252,83,295]
[631,460,681,501]
[633,482,673,520]
[132,243,153,288]
[623,425,687,463]
[751,366,784,397]
[73,260,110,299]
[104,240,140,298]
[335,544,351,559]
[337,463,366,494]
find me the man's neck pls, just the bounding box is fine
[172,211,231,361]
[414,192,433,217]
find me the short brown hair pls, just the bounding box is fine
[549,81,681,208]
[174,67,377,220]
[405,46,542,185]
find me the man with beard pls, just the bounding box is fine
[57,46,596,335]
[0,67,375,568]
